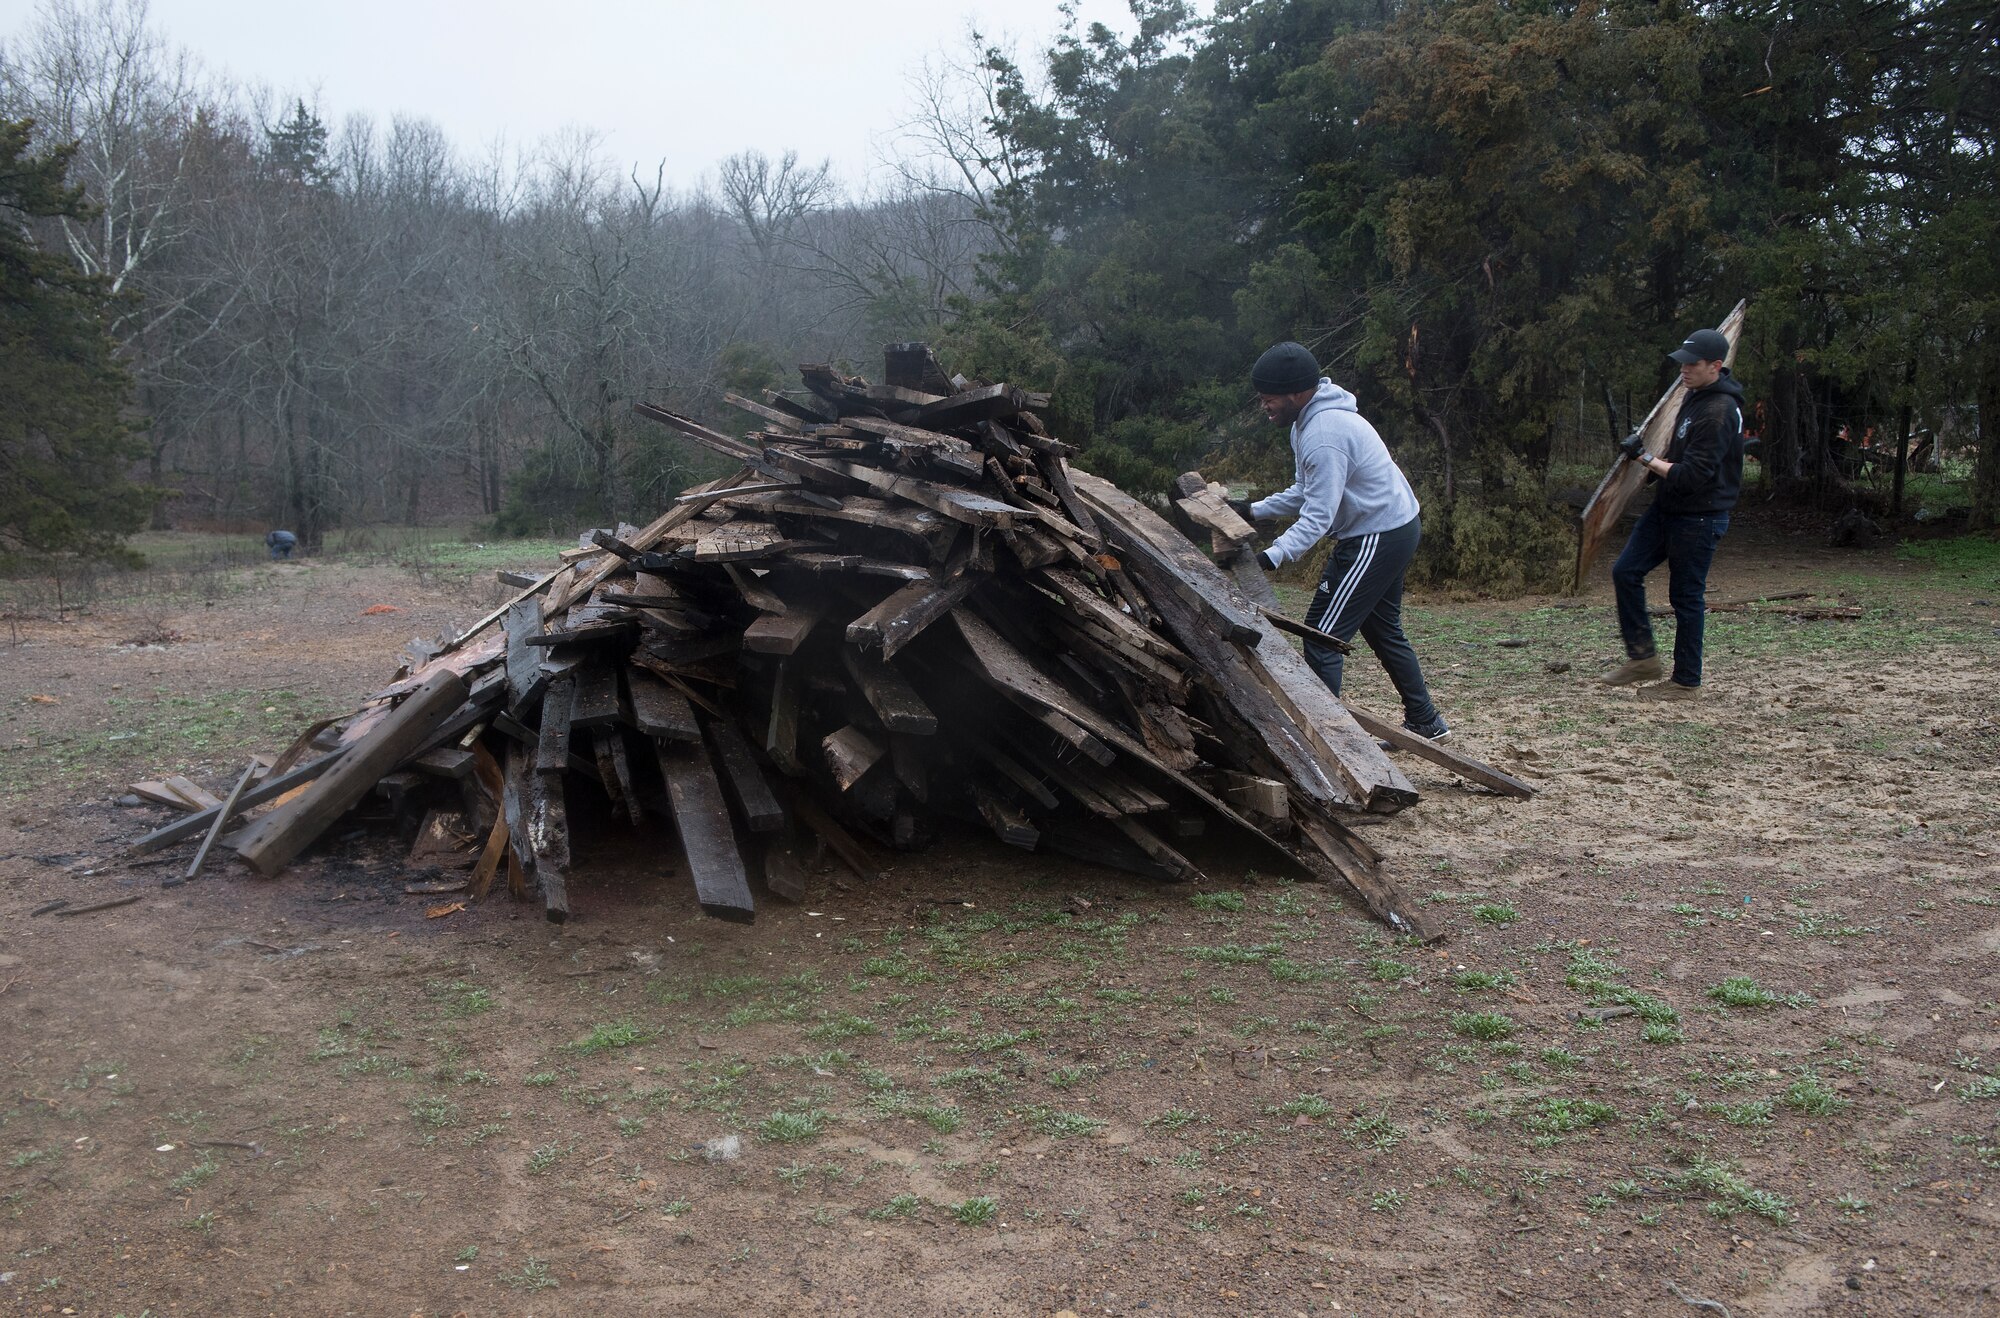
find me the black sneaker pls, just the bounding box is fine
[1379,716,1449,751]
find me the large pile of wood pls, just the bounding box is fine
[131,345,1532,939]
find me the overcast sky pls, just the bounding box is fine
[1,0,1155,189]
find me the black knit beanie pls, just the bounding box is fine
[1251,341,1321,395]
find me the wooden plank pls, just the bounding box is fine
[841,647,937,735]
[630,401,765,464]
[1257,605,1352,655]
[1073,470,1261,645]
[625,669,700,742]
[1073,471,1409,809]
[762,841,811,903]
[973,743,1060,811]
[783,452,1019,530]
[693,521,783,562]
[1173,470,1256,546]
[156,776,220,812]
[409,746,475,779]
[551,468,760,611]
[1214,771,1289,820]
[1575,300,1747,584]
[845,575,980,659]
[536,676,576,774]
[741,491,949,542]
[656,740,757,923]
[972,780,1039,850]
[504,598,548,711]
[764,658,803,775]
[176,760,259,885]
[130,781,200,812]
[724,563,787,615]
[705,718,785,834]
[1343,703,1536,799]
[234,671,468,877]
[821,725,886,792]
[1293,807,1437,941]
[569,661,624,730]
[913,381,1032,430]
[1110,817,1203,882]
[743,601,824,655]
[501,741,538,895]
[467,809,509,901]
[722,391,806,432]
[527,767,570,922]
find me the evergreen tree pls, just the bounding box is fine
[0,118,153,568]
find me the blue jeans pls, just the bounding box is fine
[1612,505,1730,687]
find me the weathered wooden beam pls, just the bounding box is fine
[840,647,937,734]
[705,718,785,834]
[625,669,700,742]
[656,739,757,923]
[235,671,468,877]
[743,601,824,655]
[569,661,624,730]
[526,765,571,922]
[821,725,887,792]
[971,780,1039,850]
[1343,703,1536,799]
[845,575,980,659]
[535,676,576,774]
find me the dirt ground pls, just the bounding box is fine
[2,516,1997,1317]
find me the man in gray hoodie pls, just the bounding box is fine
[1241,341,1447,739]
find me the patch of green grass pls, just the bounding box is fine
[565,1021,655,1055]
[427,980,495,1017]
[1955,1075,2000,1102]
[1276,1094,1337,1119]
[1471,903,1518,926]
[1539,1047,1584,1075]
[1148,1107,1202,1131]
[1781,1076,1851,1115]
[1187,943,1279,965]
[1665,1156,1794,1225]
[758,1109,827,1143]
[1451,1011,1516,1042]
[1451,970,1517,992]
[167,1156,219,1193]
[409,1095,459,1129]
[1642,1022,1685,1046]
[1714,1099,1774,1127]
[1342,1111,1407,1152]
[952,1196,998,1226]
[1521,1097,1618,1138]
[1027,1109,1105,1139]
[1706,977,1812,1009]
[806,1014,879,1041]
[525,1141,570,1174]
[866,1194,925,1220]
[500,1257,559,1291]
[1189,891,1246,913]
[1369,1189,1406,1214]
[1365,956,1415,982]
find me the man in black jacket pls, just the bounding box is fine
[1601,327,1745,700]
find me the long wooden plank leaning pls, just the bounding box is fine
[235,671,469,877]
[1343,703,1537,800]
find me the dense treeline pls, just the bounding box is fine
[944,0,1997,587]
[2,0,1994,586]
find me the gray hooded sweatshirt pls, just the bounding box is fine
[1249,378,1421,566]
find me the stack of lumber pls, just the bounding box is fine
[129,344,1524,940]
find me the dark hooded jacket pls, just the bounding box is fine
[1653,370,1745,515]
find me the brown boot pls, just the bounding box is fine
[1600,654,1662,686]
[1636,680,1700,702]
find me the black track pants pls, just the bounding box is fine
[1299,516,1440,727]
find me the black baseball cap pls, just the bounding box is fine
[1669,328,1730,364]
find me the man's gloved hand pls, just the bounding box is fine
[1227,497,1259,525]
[1618,431,1648,461]
[1255,549,1278,572]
